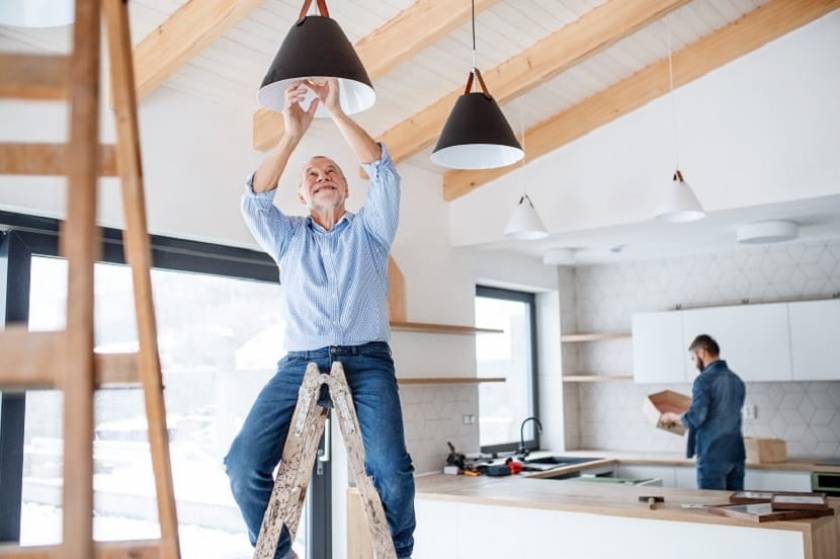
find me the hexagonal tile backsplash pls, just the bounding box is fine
[567,239,840,458]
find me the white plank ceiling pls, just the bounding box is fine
[0,0,769,173]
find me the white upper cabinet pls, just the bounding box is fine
[788,299,840,381]
[681,303,792,383]
[632,312,686,383]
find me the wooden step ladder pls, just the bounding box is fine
[255,362,397,559]
[0,1,180,558]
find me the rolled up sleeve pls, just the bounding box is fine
[240,173,299,264]
[359,143,400,249]
[682,376,710,430]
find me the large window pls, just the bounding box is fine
[475,286,539,453]
[0,213,330,558]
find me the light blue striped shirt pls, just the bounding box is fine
[241,144,400,351]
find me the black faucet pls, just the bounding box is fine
[517,416,543,459]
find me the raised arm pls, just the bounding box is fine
[253,82,320,192]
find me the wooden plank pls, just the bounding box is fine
[252,0,500,151]
[102,1,181,557]
[0,54,68,100]
[443,0,840,200]
[0,328,61,389]
[397,376,505,385]
[374,0,690,165]
[561,332,631,342]
[61,0,101,555]
[0,143,118,177]
[95,352,139,386]
[0,540,161,558]
[390,321,503,335]
[132,0,262,101]
[562,374,634,382]
[347,490,374,559]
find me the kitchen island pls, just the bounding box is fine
[348,472,838,558]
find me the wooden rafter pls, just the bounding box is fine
[443,0,840,200]
[252,0,500,151]
[375,0,691,166]
[133,0,263,101]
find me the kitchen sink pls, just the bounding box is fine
[520,455,603,472]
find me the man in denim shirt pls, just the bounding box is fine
[663,334,746,490]
[224,79,415,559]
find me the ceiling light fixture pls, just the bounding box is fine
[258,0,374,117]
[431,0,523,169]
[655,22,705,223]
[504,107,547,240]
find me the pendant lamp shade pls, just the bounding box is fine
[258,0,374,118]
[655,170,705,223]
[432,70,523,169]
[0,0,74,27]
[504,194,548,240]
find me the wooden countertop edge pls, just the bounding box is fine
[565,451,840,474]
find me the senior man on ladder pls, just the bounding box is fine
[224,78,416,559]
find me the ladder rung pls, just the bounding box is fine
[0,143,118,177]
[0,327,140,389]
[0,327,61,389]
[0,539,161,558]
[0,53,68,101]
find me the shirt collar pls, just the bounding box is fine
[306,211,354,233]
[702,359,727,374]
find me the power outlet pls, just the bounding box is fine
[743,404,757,421]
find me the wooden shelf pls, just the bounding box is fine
[390,321,503,335]
[561,332,630,343]
[562,374,633,383]
[397,377,506,385]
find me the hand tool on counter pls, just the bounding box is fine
[639,495,665,510]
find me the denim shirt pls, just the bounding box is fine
[240,144,400,351]
[681,360,746,464]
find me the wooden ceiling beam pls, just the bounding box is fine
[443,0,839,201]
[252,0,500,151]
[133,0,263,101]
[376,0,691,166]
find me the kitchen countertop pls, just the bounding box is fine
[559,449,840,474]
[414,472,839,531]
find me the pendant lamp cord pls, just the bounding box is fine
[471,0,477,71]
[667,21,680,172]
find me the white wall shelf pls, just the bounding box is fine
[561,332,630,343]
[390,321,503,335]
[396,377,505,385]
[562,374,633,383]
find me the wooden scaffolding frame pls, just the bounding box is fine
[0,1,181,558]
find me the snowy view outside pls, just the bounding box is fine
[474,294,535,448]
[19,256,306,558]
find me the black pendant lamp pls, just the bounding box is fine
[258,0,375,118]
[431,0,523,169]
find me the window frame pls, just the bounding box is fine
[0,210,331,558]
[475,285,541,455]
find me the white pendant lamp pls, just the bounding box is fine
[0,0,74,27]
[656,23,705,223]
[655,170,705,223]
[504,108,547,240]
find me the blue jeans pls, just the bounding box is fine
[224,342,416,558]
[697,460,745,490]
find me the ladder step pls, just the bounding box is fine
[0,539,161,558]
[0,53,69,101]
[0,327,61,388]
[0,327,140,389]
[0,143,118,177]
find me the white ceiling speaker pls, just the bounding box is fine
[542,248,575,266]
[0,0,75,27]
[736,220,799,244]
[504,194,548,240]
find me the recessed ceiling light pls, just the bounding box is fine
[736,220,799,244]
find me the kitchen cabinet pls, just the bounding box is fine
[681,303,792,382]
[632,311,687,383]
[743,469,812,492]
[617,464,811,492]
[788,299,840,380]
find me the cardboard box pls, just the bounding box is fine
[642,390,691,436]
[745,437,787,464]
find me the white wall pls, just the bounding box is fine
[448,10,840,247]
